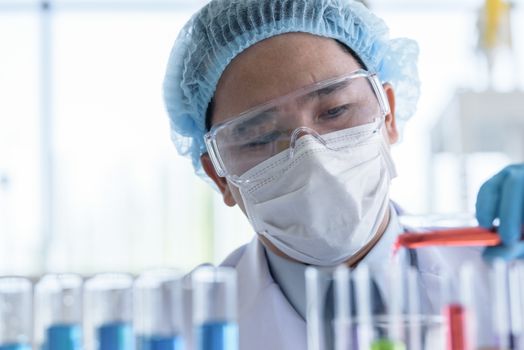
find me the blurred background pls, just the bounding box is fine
[0,0,523,276]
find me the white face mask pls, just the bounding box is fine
[235,122,397,266]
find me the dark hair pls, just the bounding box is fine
[335,40,367,70]
[204,40,366,131]
[205,98,215,132]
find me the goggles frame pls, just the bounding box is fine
[204,69,390,179]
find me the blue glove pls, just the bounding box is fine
[476,164,524,260]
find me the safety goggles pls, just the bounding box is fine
[204,69,390,184]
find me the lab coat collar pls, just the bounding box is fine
[224,236,307,350]
[234,236,273,312]
[360,201,405,268]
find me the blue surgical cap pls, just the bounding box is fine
[163,0,420,180]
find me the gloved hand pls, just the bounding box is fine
[476,164,524,260]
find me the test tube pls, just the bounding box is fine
[35,274,83,350]
[363,264,406,350]
[134,269,185,350]
[333,266,352,350]
[441,268,471,350]
[305,267,324,350]
[388,265,403,342]
[406,267,422,350]
[353,264,373,350]
[492,259,514,350]
[394,227,500,253]
[84,273,133,350]
[458,264,478,350]
[509,262,524,350]
[0,277,32,350]
[192,266,238,350]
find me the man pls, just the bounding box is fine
[163,0,524,348]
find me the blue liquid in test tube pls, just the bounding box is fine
[192,267,238,350]
[97,322,133,350]
[137,335,184,350]
[0,278,32,350]
[196,322,238,350]
[0,344,32,350]
[35,274,84,350]
[46,324,82,350]
[85,274,133,350]
[134,269,186,350]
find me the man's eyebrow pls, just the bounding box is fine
[300,80,350,103]
[231,107,278,136]
[229,80,351,135]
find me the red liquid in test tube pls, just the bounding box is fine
[393,227,501,255]
[444,304,468,350]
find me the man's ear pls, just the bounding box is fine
[201,153,237,207]
[383,83,399,145]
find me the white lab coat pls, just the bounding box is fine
[217,236,493,350]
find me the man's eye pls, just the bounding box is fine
[242,131,281,149]
[320,105,350,120]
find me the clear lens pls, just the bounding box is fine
[206,71,388,181]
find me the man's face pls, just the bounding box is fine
[201,32,397,213]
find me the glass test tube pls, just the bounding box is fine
[334,266,352,350]
[375,263,406,350]
[353,265,373,350]
[459,264,478,350]
[0,277,32,350]
[35,274,83,350]
[84,273,133,350]
[134,269,185,350]
[359,264,406,350]
[492,260,514,350]
[406,267,422,350]
[509,262,524,350]
[442,268,470,350]
[305,267,324,350]
[192,266,238,350]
